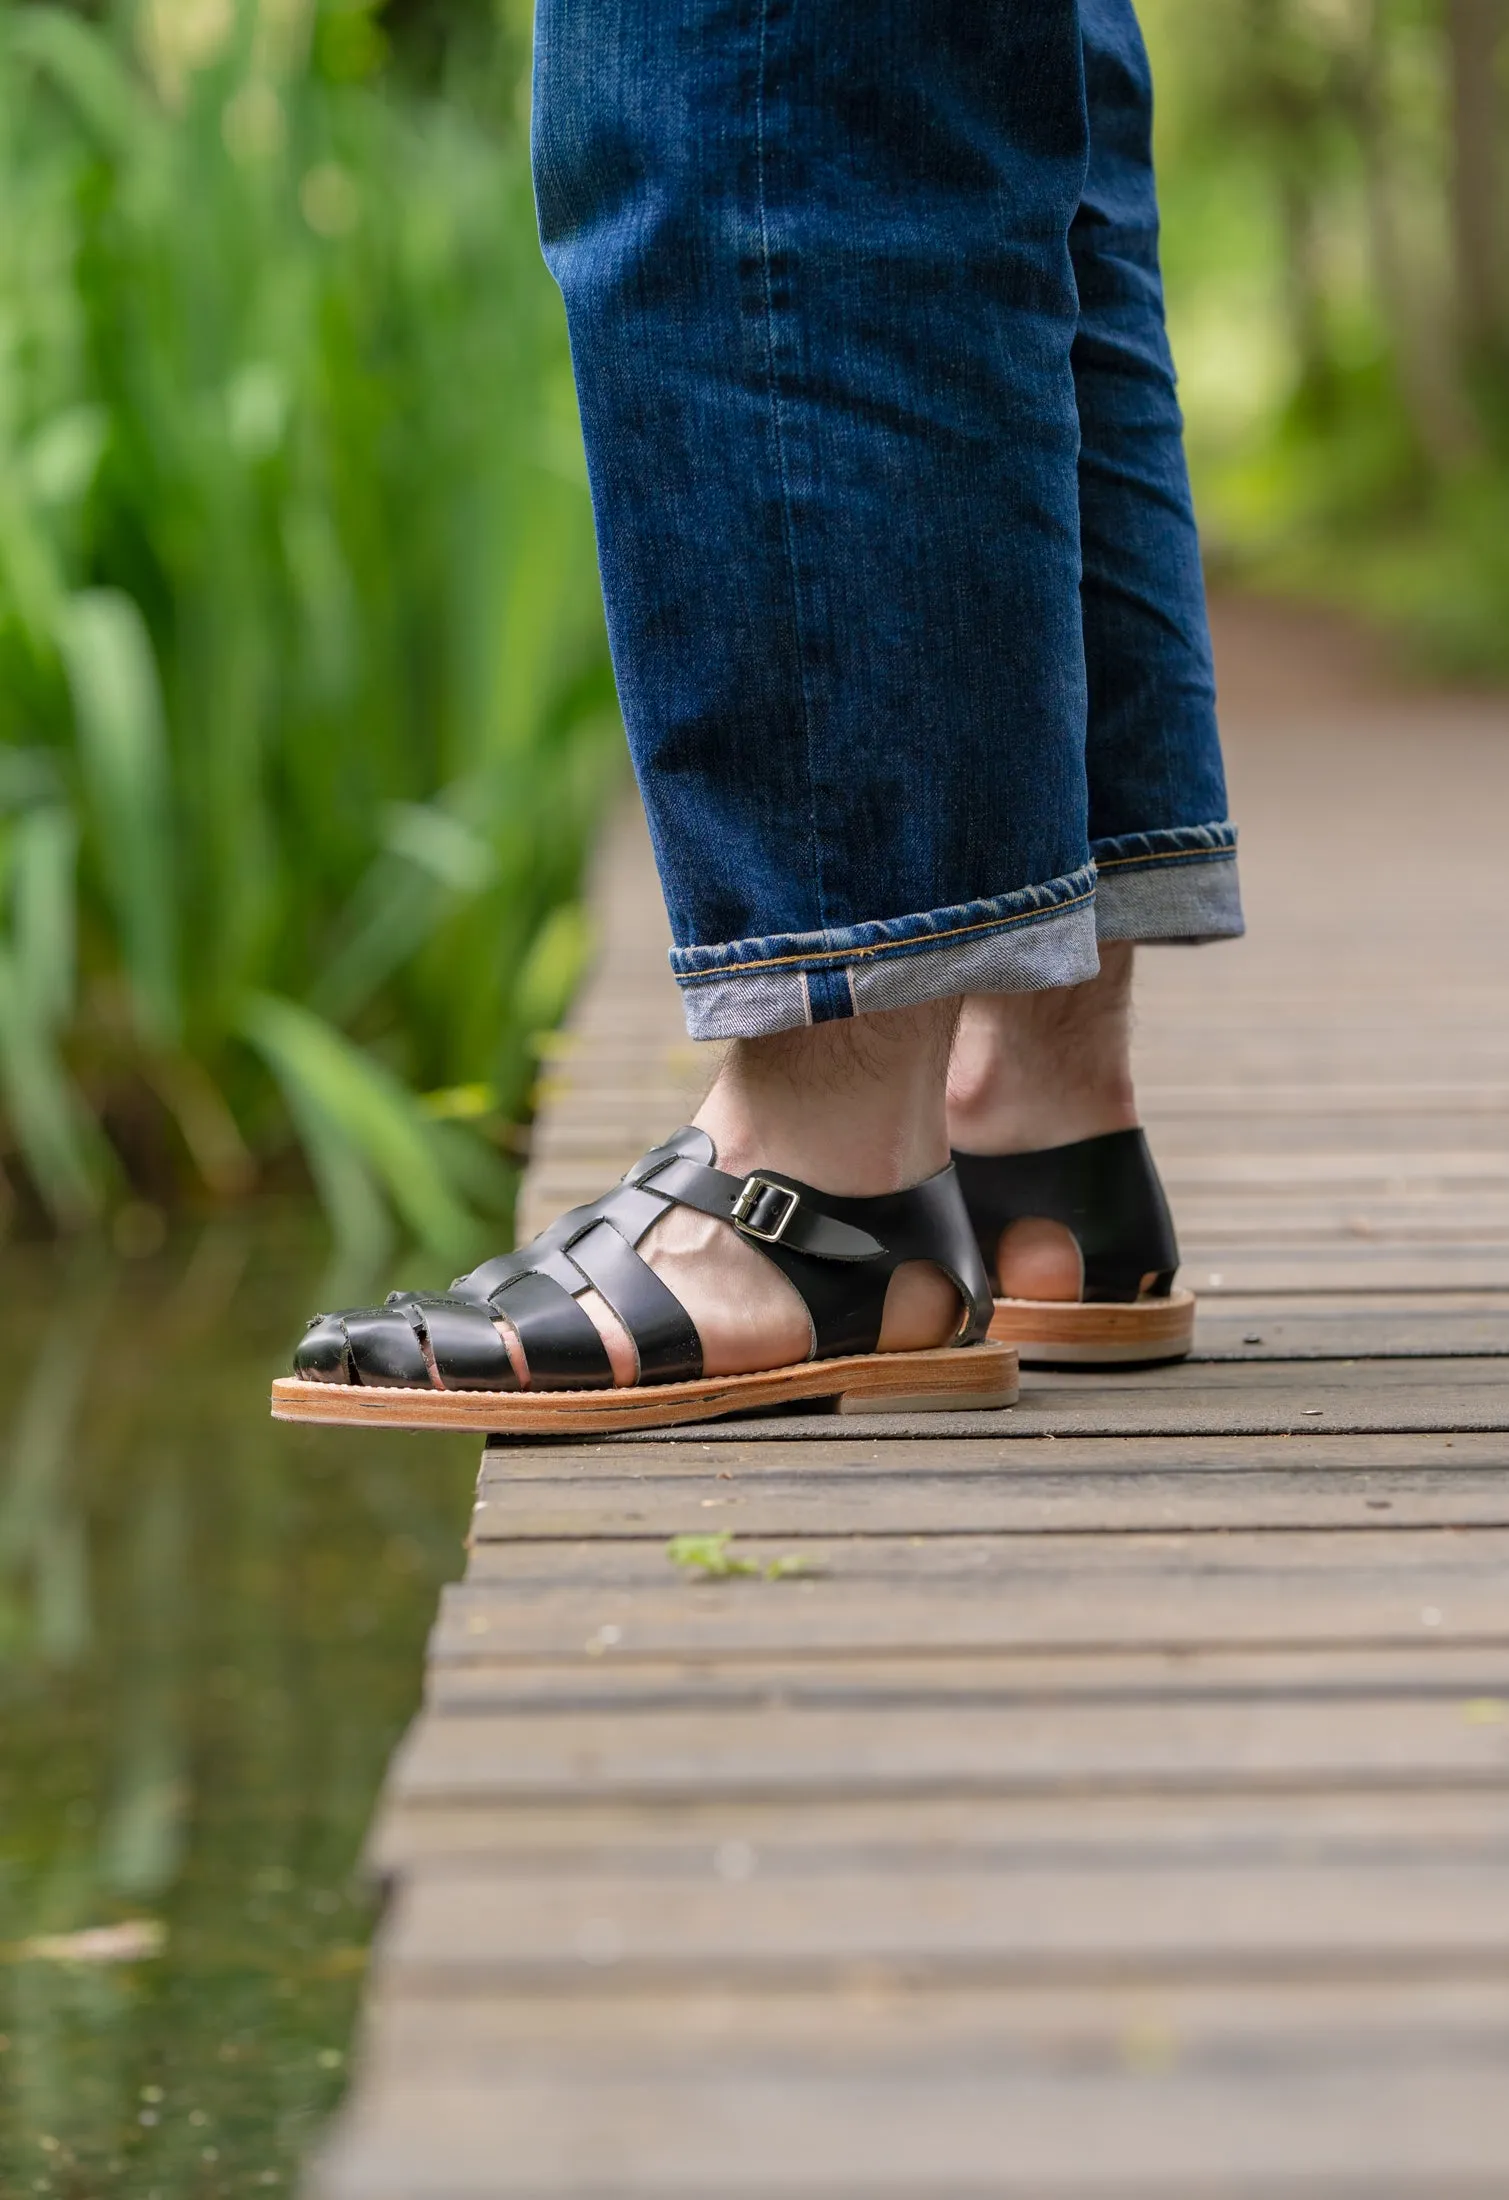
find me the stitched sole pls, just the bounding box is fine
[988,1287,1195,1367]
[269,1341,1019,1434]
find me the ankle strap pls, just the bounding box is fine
[631,1151,886,1261]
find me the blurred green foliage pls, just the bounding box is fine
[1144,0,1509,671]
[0,0,617,1266]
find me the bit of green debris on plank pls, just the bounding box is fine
[666,1533,818,1582]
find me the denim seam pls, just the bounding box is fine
[1094,845,1237,872]
[754,0,826,935]
[675,882,1097,983]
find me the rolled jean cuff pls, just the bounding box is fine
[671,867,1100,1041]
[1092,823,1244,945]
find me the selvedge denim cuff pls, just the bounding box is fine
[672,867,1100,1041]
[1093,822,1244,944]
[670,823,1243,1039]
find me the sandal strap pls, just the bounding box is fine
[556,1219,703,1382]
[491,1272,615,1389]
[389,1293,519,1391]
[634,1153,885,1261]
[951,1128,1179,1302]
[452,1124,993,1373]
[340,1304,431,1388]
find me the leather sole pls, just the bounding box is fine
[269,1339,1019,1435]
[988,1287,1195,1368]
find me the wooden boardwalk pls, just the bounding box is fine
[314,604,1509,2197]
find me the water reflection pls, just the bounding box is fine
[0,1218,479,2196]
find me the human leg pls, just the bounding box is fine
[277,3,1120,1426]
[947,947,1138,1301]
[532,0,1098,1039]
[947,0,1237,1344]
[618,1003,966,1383]
[1073,0,1242,941]
[949,944,1137,1159]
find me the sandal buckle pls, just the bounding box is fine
[732,1174,801,1245]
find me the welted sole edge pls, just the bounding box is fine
[270,1340,1019,1435]
[988,1287,1196,1367]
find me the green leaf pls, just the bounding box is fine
[515,901,594,1036]
[5,8,150,160]
[0,751,65,814]
[383,801,497,893]
[0,452,67,649]
[238,992,476,1260]
[11,803,78,1030]
[0,943,105,1226]
[261,1066,393,1299]
[665,1534,818,1582]
[22,406,108,510]
[59,590,179,1046]
[665,1534,758,1579]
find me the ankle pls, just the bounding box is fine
[948,1071,1138,1154]
[696,999,958,1195]
[946,946,1139,1156]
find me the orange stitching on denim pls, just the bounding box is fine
[1094,845,1236,872]
[678,883,1096,982]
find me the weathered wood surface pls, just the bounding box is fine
[314,602,1509,2197]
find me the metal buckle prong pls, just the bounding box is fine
[731,1174,801,1245]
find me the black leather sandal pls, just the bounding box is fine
[271,1125,1018,1433]
[951,1127,1193,1367]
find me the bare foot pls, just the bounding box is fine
[517,1001,967,1383]
[947,945,1139,1300]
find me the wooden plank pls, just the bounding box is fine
[1162,1155,1509,1187]
[379,1861,1509,1976]
[1192,1299,1509,1359]
[1140,1084,1509,1114]
[462,1520,1509,1585]
[387,1695,1509,1806]
[570,1355,1509,1439]
[478,1432,1509,1481]
[356,1975,1509,2072]
[1173,1254,1509,1293]
[369,1786,1509,1874]
[315,2065,1509,2197]
[433,1557,1509,1656]
[425,1642,1509,1712]
[471,1467,1509,1538]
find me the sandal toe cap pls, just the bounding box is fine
[294,1305,433,1388]
[294,1311,356,1383]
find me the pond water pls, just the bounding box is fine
[0,1219,480,2198]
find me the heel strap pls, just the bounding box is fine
[952,1127,1179,1304]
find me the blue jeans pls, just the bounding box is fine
[533,0,1242,1041]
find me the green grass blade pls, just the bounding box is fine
[58,590,180,1047]
[238,992,476,1261]
[0,945,105,1226]
[277,1088,394,1300]
[5,7,149,160]
[514,901,594,1037]
[12,804,78,1030]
